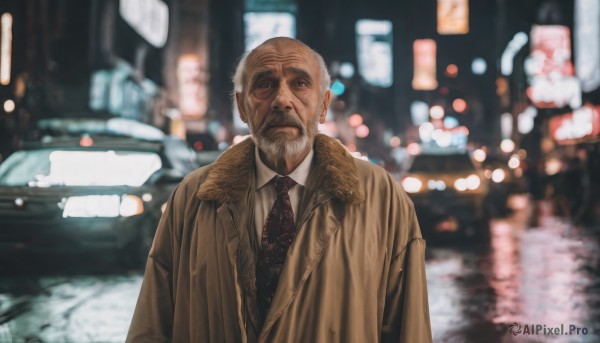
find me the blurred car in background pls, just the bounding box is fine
[0,118,198,267]
[480,153,524,217]
[400,147,490,240]
[196,149,223,167]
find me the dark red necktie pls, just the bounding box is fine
[256,176,297,320]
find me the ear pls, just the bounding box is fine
[319,90,331,124]
[235,93,247,123]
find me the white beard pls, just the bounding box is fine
[248,114,318,162]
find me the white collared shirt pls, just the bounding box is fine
[254,146,313,243]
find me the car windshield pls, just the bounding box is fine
[0,149,162,187]
[409,154,475,173]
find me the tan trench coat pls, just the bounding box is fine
[127,134,432,342]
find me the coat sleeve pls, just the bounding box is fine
[126,186,180,343]
[381,183,433,343]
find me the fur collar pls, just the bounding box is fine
[197,134,363,204]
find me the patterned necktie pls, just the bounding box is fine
[256,176,298,320]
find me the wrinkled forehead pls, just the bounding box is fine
[244,40,320,82]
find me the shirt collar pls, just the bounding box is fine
[255,146,314,191]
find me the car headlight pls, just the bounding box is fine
[466,174,481,190]
[454,178,468,192]
[62,194,144,218]
[402,177,423,193]
[454,175,481,191]
[120,195,145,217]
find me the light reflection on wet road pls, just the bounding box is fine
[0,195,598,342]
[428,195,600,342]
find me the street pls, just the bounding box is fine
[0,194,598,343]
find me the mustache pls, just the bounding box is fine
[258,112,305,134]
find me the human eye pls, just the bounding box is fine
[256,80,274,89]
[293,79,310,88]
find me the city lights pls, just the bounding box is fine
[356,124,370,138]
[471,58,487,75]
[545,157,562,176]
[244,12,296,52]
[3,99,15,113]
[500,139,515,153]
[356,19,393,87]
[472,149,487,163]
[518,106,538,134]
[407,143,421,155]
[454,178,468,191]
[120,0,169,48]
[445,64,458,78]
[452,98,467,113]
[339,62,355,78]
[1,13,12,85]
[437,0,469,34]
[501,112,513,138]
[443,116,459,129]
[419,122,435,143]
[491,169,506,183]
[508,155,520,169]
[389,136,401,148]
[330,80,346,96]
[549,105,600,144]
[177,54,208,119]
[525,25,581,109]
[501,32,528,76]
[466,174,481,190]
[430,105,445,119]
[575,0,600,92]
[348,113,363,127]
[402,177,423,193]
[412,39,438,90]
[410,101,430,125]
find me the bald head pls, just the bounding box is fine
[232,37,331,96]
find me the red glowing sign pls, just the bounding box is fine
[525,25,581,109]
[549,105,600,144]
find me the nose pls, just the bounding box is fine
[272,83,293,112]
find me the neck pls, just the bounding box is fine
[258,146,311,175]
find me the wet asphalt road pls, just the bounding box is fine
[0,194,598,343]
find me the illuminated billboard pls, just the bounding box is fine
[525,25,581,109]
[244,12,296,52]
[575,0,600,92]
[437,0,469,35]
[356,19,393,88]
[549,105,600,144]
[177,54,208,119]
[412,39,438,90]
[120,0,169,48]
[1,13,12,85]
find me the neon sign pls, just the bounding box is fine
[549,105,600,144]
[120,0,169,48]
